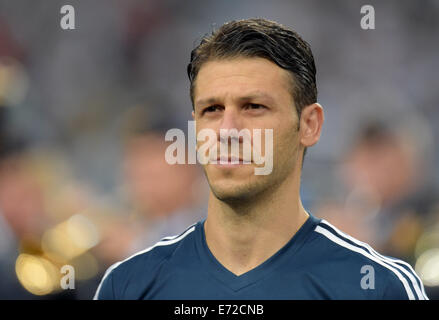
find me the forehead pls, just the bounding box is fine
[193,57,292,104]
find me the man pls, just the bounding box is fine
[94,18,427,299]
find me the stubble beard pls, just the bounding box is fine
[204,145,298,210]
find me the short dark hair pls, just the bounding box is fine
[187,18,318,161]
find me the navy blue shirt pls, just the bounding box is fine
[94,214,428,300]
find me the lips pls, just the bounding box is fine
[217,156,242,164]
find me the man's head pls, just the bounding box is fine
[188,18,317,126]
[188,18,323,203]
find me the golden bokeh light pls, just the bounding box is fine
[41,214,100,262]
[15,254,59,296]
[415,248,439,287]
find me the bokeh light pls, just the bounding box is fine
[15,254,59,296]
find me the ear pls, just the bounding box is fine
[192,110,195,120]
[299,103,324,147]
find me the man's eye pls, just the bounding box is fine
[246,104,265,110]
[203,105,220,113]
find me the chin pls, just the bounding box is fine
[203,164,275,203]
[208,179,266,203]
[212,189,252,203]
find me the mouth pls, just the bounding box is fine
[214,156,249,165]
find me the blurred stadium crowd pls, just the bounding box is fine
[0,0,438,299]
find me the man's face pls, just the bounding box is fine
[192,57,302,203]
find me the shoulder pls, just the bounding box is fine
[308,218,428,300]
[93,221,199,300]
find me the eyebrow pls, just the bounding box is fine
[195,92,276,108]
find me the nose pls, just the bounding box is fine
[218,106,244,144]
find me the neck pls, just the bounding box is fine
[204,165,309,276]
